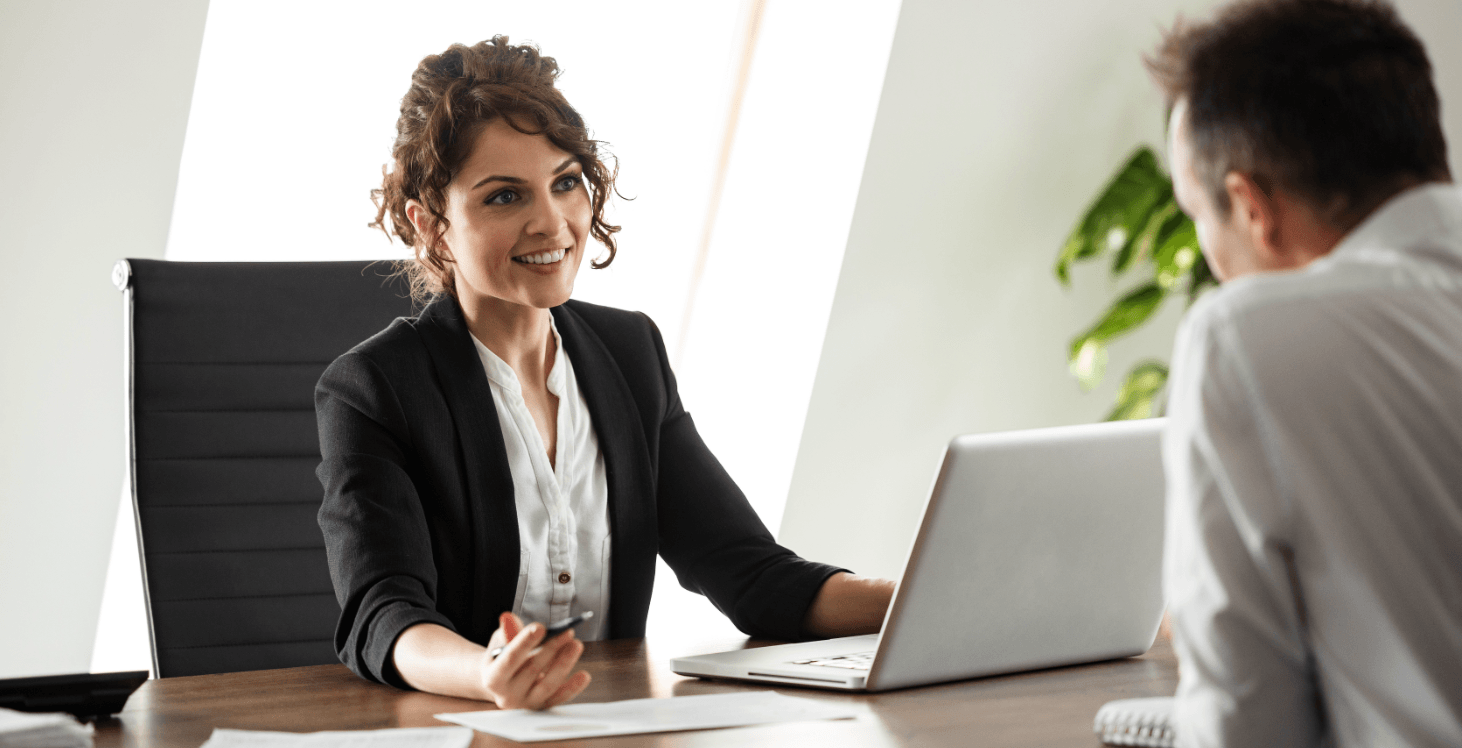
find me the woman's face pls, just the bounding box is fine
[416,117,593,313]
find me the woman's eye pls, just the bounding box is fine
[486,190,518,206]
[555,175,582,191]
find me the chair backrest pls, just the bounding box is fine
[115,259,416,677]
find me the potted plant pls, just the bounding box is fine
[1055,146,1218,420]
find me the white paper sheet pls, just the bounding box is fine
[0,707,93,748]
[198,726,473,748]
[436,691,857,742]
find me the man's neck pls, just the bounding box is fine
[1261,187,1350,273]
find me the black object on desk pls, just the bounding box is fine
[0,671,149,718]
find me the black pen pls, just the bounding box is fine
[489,611,594,659]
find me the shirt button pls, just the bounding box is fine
[558,572,572,584]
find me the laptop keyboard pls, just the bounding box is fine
[790,651,875,671]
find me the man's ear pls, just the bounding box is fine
[1223,172,1281,259]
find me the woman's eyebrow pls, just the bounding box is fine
[470,159,579,191]
[471,174,523,190]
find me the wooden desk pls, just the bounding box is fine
[94,634,1177,747]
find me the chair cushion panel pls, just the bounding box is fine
[157,640,339,678]
[137,362,326,412]
[150,594,341,650]
[140,504,325,554]
[145,548,334,602]
[136,457,321,507]
[130,260,414,364]
[135,410,320,460]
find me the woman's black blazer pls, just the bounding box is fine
[315,296,843,687]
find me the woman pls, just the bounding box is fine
[316,36,894,710]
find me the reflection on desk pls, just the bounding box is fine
[95,633,1178,748]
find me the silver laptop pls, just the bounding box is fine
[671,418,1167,692]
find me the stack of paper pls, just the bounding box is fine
[0,708,93,748]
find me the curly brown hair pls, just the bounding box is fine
[371,36,620,304]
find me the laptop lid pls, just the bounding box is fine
[865,418,1166,691]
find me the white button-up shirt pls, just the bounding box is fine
[1163,184,1462,747]
[471,315,610,641]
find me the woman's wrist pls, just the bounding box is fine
[393,622,492,701]
[802,572,896,638]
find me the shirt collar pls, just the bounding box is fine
[1326,182,1462,262]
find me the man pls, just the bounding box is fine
[1148,0,1462,746]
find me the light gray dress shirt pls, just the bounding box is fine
[1164,183,1462,747]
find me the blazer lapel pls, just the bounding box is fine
[416,298,519,642]
[552,304,658,638]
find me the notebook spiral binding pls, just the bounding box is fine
[1098,722,1175,747]
[1093,696,1176,748]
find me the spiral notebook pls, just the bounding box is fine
[1093,696,1176,747]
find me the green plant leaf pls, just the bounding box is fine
[1068,282,1167,361]
[1152,217,1199,290]
[1055,147,1171,285]
[1105,360,1170,421]
[1068,338,1110,391]
[1112,197,1177,277]
[1066,283,1166,391]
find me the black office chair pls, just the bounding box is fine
[114,259,415,677]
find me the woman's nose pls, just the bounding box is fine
[524,192,567,237]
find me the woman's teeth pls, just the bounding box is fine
[514,248,566,265]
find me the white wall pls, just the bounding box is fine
[779,0,1462,580]
[0,0,210,677]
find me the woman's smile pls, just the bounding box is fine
[513,247,569,266]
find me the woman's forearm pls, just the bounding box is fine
[802,572,896,638]
[392,623,490,700]
[393,616,591,709]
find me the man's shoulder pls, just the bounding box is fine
[1173,270,1363,400]
[1185,257,1393,341]
[1177,275,1288,346]
[1180,237,1462,410]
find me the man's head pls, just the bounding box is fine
[1149,0,1450,281]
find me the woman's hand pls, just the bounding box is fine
[392,614,590,709]
[479,613,592,710]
